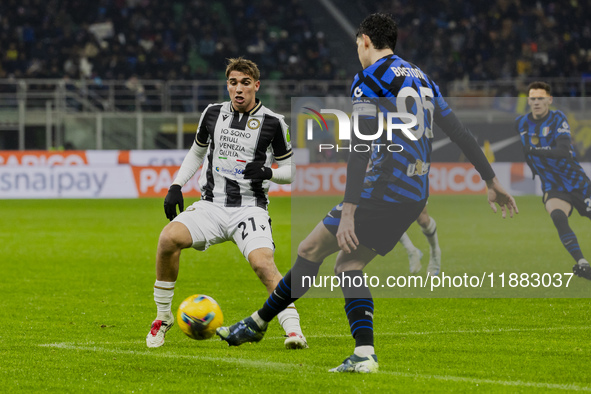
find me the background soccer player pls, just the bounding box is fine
[146,57,307,349]
[518,81,591,279]
[217,14,518,373]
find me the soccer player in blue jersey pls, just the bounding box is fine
[217,13,518,372]
[517,81,591,279]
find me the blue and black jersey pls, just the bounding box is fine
[344,54,495,206]
[516,110,591,195]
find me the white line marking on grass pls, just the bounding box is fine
[38,343,304,371]
[268,325,590,340]
[39,342,591,391]
[379,371,591,392]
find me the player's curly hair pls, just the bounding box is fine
[527,81,551,95]
[226,57,260,81]
[356,13,398,51]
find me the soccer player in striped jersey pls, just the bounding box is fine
[146,58,307,349]
[217,14,518,372]
[517,81,591,279]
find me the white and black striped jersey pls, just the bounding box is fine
[195,99,292,209]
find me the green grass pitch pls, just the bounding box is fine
[1,195,590,392]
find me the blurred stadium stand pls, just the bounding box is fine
[1,0,590,155]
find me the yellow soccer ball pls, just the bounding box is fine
[177,294,223,340]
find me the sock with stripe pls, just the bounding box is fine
[550,210,584,262]
[340,270,374,351]
[257,255,321,324]
[399,232,417,254]
[421,217,439,251]
[154,280,175,321]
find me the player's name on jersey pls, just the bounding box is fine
[390,66,425,79]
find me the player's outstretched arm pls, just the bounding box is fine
[485,177,519,219]
[435,111,518,218]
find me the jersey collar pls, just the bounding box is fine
[231,98,262,115]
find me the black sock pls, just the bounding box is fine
[550,210,584,262]
[340,270,374,348]
[258,255,321,322]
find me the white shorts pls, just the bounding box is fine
[173,200,274,260]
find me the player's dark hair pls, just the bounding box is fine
[356,13,397,51]
[226,57,260,81]
[527,81,551,95]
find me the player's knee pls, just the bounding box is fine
[158,231,178,254]
[297,237,322,261]
[417,214,430,228]
[545,198,571,216]
[158,225,189,253]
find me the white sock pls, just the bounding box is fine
[154,280,175,320]
[354,345,375,357]
[399,232,416,254]
[578,258,590,267]
[277,303,303,335]
[250,311,268,330]
[422,218,439,251]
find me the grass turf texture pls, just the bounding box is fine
[0,196,589,392]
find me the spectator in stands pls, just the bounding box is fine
[0,0,338,82]
[1,0,590,97]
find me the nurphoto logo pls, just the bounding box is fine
[303,106,418,153]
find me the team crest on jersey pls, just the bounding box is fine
[542,126,550,137]
[530,136,539,145]
[247,119,260,130]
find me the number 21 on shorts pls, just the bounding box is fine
[237,217,271,240]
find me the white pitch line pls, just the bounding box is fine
[267,325,591,340]
[38,326,591,345]
[39,342,591,391]
[378,371,591,392]
[38,343,302,371]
